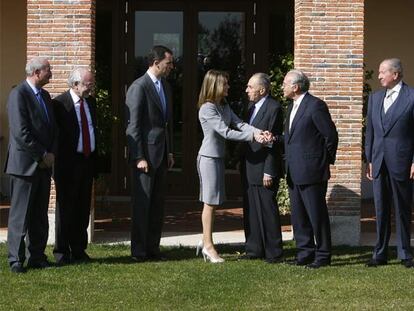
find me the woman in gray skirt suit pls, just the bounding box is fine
[196,70,271,263]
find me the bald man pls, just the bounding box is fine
[240,73,284,263]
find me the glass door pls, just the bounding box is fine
[128,1,254,198]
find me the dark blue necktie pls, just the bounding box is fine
[155,80,167,121]
[36,90,49,123]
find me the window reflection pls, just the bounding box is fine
[197,12,246,170]
[134,11,184,169]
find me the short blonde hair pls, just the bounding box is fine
[197,69,229,108]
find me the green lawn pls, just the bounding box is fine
[1,242,414,311]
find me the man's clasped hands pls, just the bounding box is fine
[254,130,274,144]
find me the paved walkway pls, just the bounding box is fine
[0,204,411,247]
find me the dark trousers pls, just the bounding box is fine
[288,175,331,263]
[54,155,94,261]
[7,169,51,265]
[130,157,167,258]
[244,182,283,259]
[372,162,413,261]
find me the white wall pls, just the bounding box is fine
[0,0,27,196]
[365,0,414,88]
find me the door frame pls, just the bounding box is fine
[116,0,266,198]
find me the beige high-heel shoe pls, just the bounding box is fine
[201,247,225,263]
[195,240,203,256]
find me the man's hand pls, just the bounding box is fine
[254,131,265,143]
[410,163,414,180]
[366,162,373,181]
[136,159,149,173]
[254,131,274,145]
[263,175,273,188]
[168,153,175,169]
[43,153,55,168]
[262,131,274,143]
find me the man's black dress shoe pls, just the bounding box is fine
[10,262,26,274]
[365,258,387,267]
[131,256,147,263]
[306,261,330,269]
[287,258,314,266]
[265,256,284,264]
[401,259,414,268]
[239,254,261,260]
[148,253,168,261]
[27,260,52,269]
[56,257,71,266]
[72,252,91,263]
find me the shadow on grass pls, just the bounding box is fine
[87,243,378,267]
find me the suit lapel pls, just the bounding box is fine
[62,91,81,139]
[288,93,308,140]
[23,81,49,125]
[375,89,387,133]
[251,99,267,126]
[383,84,410,135]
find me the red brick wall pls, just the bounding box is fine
[294,0,364,216]
[27,0,96,208]
[27,0,96,96]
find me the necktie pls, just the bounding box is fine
[289,101,299,131]
[248,104,256,124]
[383,90,396,114]
[36,91,49,123]
[79,99,91,157]
[155,80,167,121]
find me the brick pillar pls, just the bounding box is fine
[294,0,364,245]
[27,0,96,96]
[27,0,96,242]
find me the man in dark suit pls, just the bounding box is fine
[126,45,175,262]
[365,58,414,268]
[53,68,98,265]
[283,69,338,269]
[4,57,57,273]
[240,73,284,263]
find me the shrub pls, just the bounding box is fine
[269,53,294,214]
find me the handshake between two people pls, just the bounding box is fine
[253,130,274,144]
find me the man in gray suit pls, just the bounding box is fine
[365,58,414,268]
[240,73,284,263]
[126,46,174,262]
[4,57,57,273]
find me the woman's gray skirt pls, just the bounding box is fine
[197,155,225,205]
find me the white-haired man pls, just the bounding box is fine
[53,67,98,265]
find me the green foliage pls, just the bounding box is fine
[269,53,294,112]
[269,53,294,215]
[277,178,290,215]
[94,87,118,158]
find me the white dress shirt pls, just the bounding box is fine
[249,95,267,124]
[383,81,402,113]
[289,92,306,131]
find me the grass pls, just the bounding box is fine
[1,242,414,310]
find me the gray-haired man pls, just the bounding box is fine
[53,68,98,265]
[5,57,57,273]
